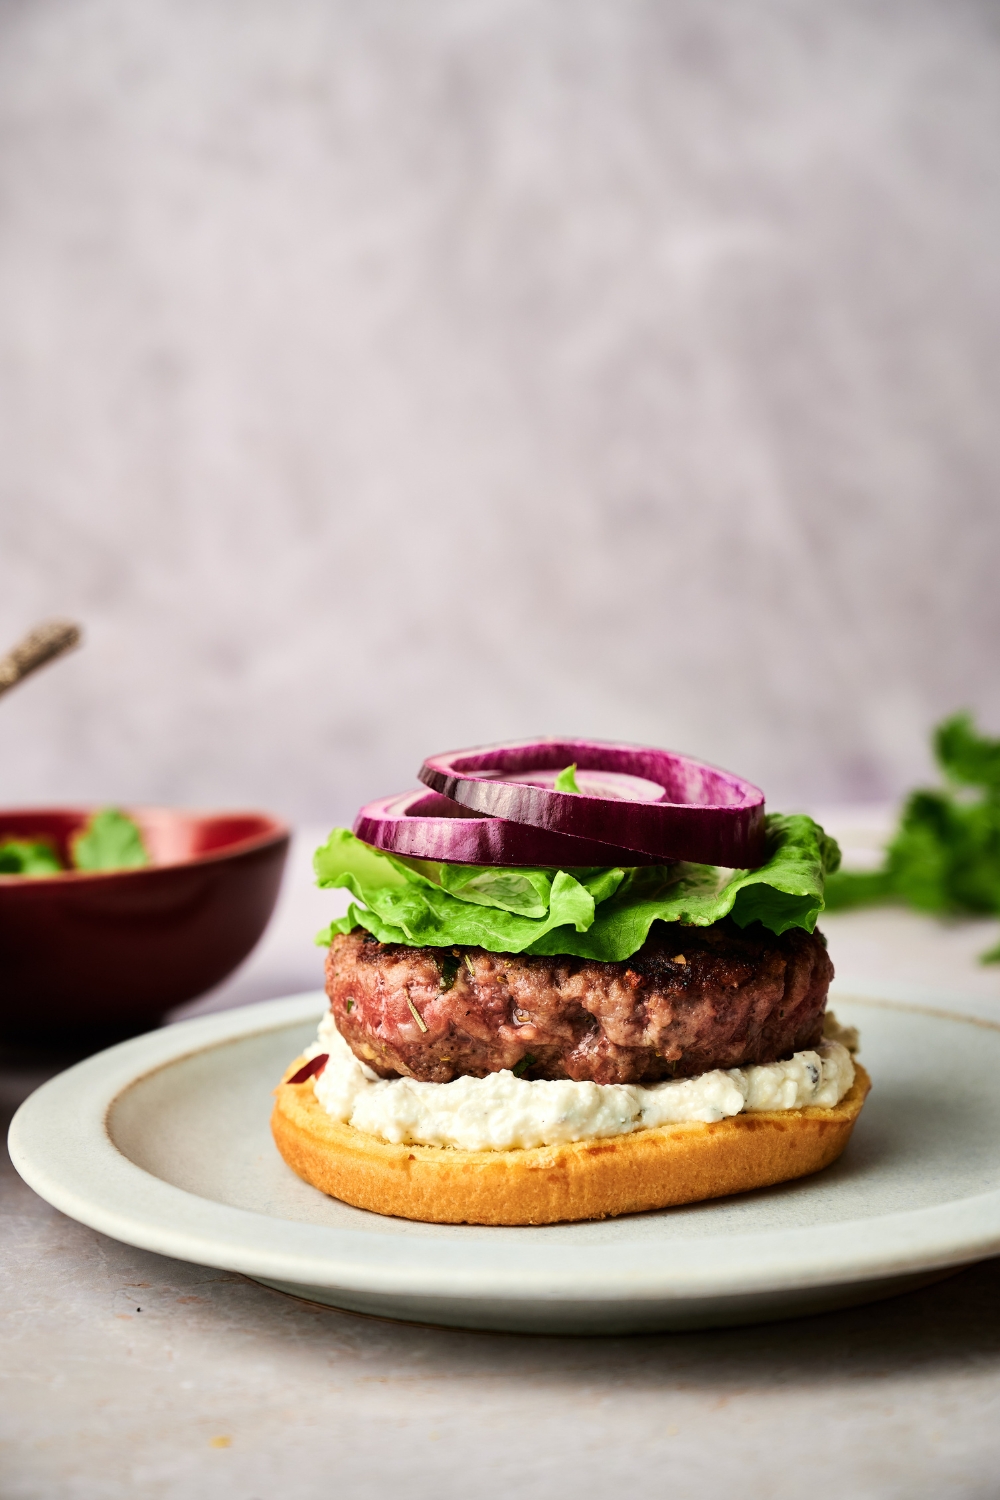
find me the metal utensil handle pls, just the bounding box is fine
[0,619,82,698]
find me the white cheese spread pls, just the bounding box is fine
[304,1011,857,1153]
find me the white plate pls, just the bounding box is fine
[10,991,1000,1334]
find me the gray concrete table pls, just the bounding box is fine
[4,818,1000,1499]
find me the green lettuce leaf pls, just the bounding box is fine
[314,828,622,950]
[435,862,554,918]
[524,814,838,959]
[314,813,838,961]
[71,808,150,872]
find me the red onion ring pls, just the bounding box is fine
[353,789,662,868]
[287,1054,328,1084]
[418,738,766,868]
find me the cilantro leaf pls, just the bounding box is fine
[935,712,1000,792]
[71,809,150,872]
[824,713,1000,960]
[0,838,63,876]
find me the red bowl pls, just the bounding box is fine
[0,807,290,1043]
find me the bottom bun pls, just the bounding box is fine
[271,1058,871,1226]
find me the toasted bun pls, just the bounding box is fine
[271,1057,871,1226]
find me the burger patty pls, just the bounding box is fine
[325,920,833,1087]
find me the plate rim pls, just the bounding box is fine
[10,989,1000,1308]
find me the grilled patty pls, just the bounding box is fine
[325,920,833,1086]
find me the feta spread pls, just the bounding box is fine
[303,1010,858,1152]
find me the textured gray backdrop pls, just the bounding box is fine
[2,0,998,826]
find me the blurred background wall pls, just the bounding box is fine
[1,0,998,827]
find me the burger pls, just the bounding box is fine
[272,739,868,1225]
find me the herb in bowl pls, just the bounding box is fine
[0,839,62,876]
[71,808,149,872]
[0,808,149,877]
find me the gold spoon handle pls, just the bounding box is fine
[0,619,83,698]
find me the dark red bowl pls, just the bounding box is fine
[0,807,290,1043]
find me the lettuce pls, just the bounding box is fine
[314,813,839,962]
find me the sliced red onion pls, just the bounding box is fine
[418,739,766,868]
[353,789,661,868]
[287,1054,328,1084]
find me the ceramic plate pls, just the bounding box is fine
[10,992,1000,1334]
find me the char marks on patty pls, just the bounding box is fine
[324,921,833,1086]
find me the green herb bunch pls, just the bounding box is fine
[824,713,1000,962]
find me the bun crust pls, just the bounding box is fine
[271,1059,871,1226]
